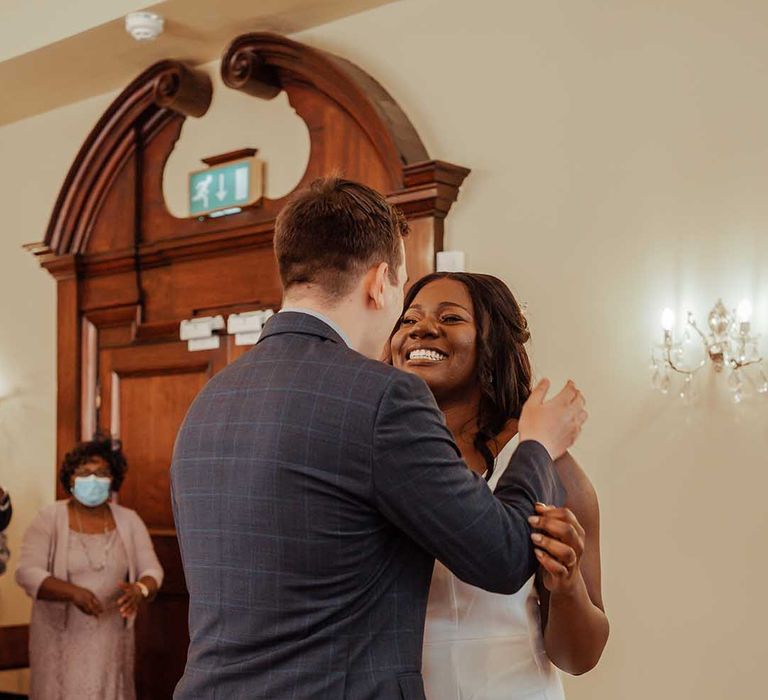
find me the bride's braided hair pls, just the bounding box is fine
[393,272,533,478]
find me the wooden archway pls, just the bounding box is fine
[27,33,470,697]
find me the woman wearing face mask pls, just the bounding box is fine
[16,434,163,700]
[389,273,608,699]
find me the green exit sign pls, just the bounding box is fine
[189,156,263,216]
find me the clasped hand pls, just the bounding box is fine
[528,503,586,594]
[70,582,143,618]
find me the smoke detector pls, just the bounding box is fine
[125,12,164,41]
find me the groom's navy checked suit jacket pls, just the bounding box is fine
[171,312,562,700]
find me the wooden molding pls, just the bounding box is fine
[201,148,259,166]
[76,224,275,278]
[43,60,211,256]
[220,42,282,100]
[152,62,213,119]
[389,160,472,219]
[84,304,141,329]
[23,245,78,280]
[221,32,429,186]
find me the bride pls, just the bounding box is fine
[389,272,609,699]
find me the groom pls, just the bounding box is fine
[171,178,586,700]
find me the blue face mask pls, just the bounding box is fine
[72,475,111,507]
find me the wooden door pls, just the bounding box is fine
[98,339,231,699]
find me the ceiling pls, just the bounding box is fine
[0,0,398,126]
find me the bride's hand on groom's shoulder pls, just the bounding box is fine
[527,503,586,594]
[518,378,588,459]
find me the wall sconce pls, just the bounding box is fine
[651,299,767,402]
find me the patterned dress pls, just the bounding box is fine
[29,529,135,700]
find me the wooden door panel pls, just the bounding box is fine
[117,369,208,527]
[98,340,227,699]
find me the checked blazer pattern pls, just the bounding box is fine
[171,312,562,700]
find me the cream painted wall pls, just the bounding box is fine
[1,1,767,698]
[0,90,118,693]
[296,2,768,699]
[0,0,155,62]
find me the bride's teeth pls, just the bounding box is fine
[409,349,446,361]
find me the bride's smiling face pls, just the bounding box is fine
[391,278,479,399]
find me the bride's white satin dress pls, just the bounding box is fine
[422,436,565,700]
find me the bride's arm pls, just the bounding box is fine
[532,452,609,675]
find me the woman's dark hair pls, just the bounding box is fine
[392,272,533,478]
[59,433,128,494]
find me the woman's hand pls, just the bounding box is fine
[70,585,104,616]
[116,582,144,619]
[528,503,586,594]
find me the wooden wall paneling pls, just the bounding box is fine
[81,271,143,313]
[282,83,395,191]
[140,114,185,245]
[401,217,441,286]
[167,248,282,320]
[86,139,137,255]
[55,267,81,495]
[0,626,29,670]
[134,587,188,700]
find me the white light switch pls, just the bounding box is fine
[436,250,466,272]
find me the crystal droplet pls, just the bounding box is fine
[680,374,695,402]
[758,369,768,394]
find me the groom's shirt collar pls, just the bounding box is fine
[278,307,352,348]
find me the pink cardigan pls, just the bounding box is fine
[16,500,164,630]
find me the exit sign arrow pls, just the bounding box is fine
[215,174,227,201]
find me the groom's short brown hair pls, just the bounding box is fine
[274,177,408,298]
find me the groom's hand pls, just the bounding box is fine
[518,379,587,459]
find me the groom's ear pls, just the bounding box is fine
[364,262,390,310]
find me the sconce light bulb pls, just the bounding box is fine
[661,308,675,332]
[736,299,752,324]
